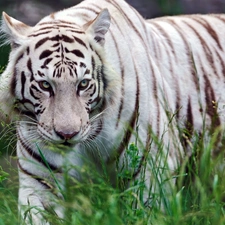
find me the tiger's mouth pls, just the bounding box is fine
[40,135,78,151]
[62,140,74,147]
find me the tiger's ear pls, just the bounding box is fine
[84,9,111,46]
[1,12,31,47]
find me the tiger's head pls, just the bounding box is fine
[0,9,120,145]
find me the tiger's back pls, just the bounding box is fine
[148,14,225,135]
[0,0,225,224]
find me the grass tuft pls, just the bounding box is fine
[0,116,225,225]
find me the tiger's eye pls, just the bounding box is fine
[39,81,51,91]
[78,79,90,90]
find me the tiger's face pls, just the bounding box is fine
[15,30,103,145]
[1,9,115,146]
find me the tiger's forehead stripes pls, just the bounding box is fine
[35,33,77,50]
[37,70,45,77]
[38,20,81,27]
[29,20,84,36]
[65,47,84,58]
[29,28,96,80]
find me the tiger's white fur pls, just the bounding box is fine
[1,0,225,224]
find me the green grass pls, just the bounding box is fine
[0,162,18,225]
[0,126,225,225]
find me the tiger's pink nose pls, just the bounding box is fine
[55,130,79,140]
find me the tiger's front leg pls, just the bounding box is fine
[18,171,64,225]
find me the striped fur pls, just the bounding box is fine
[1,0,225,223]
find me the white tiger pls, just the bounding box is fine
[0,0,225,224]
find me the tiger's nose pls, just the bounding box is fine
[55,130,79,140]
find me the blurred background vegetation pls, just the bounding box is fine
[0,0,225,170]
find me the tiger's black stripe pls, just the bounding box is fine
[203,72,221,129]
[35,37,49,49]
[11,53,24,95]
[27,59,34,82]
[182,98,194,147]
[214,50,225,76]
[30,85,41,100]
[73,36,88,49]
[17,160,52,190]
[70,49,84,58]
[39,50,53,60]
[21,71,26,99]
[108,60,140,163]
[17,130,60,173]
[183,20,219,78]
[28,31,52,37]
[192,17,223,51]
[109,32,125,127]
